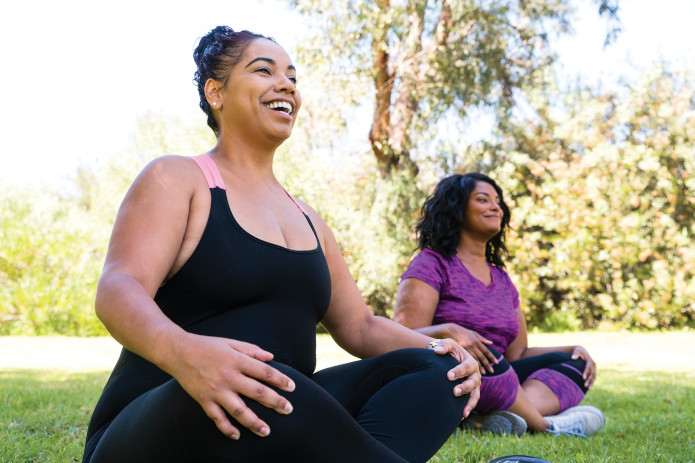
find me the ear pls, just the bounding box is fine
[204,78,222,109]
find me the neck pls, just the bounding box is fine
[209,129,282,182]
[456,233,488,263]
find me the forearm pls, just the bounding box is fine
[412,324,454,340]
[95,272,188,373]
[345,315,434,359]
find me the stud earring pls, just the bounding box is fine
[212,102,217,106]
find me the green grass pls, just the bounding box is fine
[0,370,105,462]
[1,332,694,462]
[434,369,695,462]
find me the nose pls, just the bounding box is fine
[275,74,295,94]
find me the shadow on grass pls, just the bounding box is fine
[433,369,695,463]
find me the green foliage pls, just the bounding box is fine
[478,66,695,329]
[3,61,693,333]
[284,0,626,320]
[0,112,214,336]
[0,187,106,335]
[291,0,575,125]
[336,168,427,317]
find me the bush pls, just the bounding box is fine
[0,187,106,335]
[483,66,695,329]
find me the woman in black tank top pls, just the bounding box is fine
[82,26,481,463]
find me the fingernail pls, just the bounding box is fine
[230,433,239,440]
[284,403,293,414]
[259,427,270,437]
[455,387,462,396]
[287,380,295,391]
[448,371,455,380]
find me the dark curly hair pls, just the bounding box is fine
[416,173,511,268]
[193,26,276,137]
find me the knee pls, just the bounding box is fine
[478,368,520,414]
[486,356,512,377]
[405,347,460,374]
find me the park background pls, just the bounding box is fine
[1,0,694,461]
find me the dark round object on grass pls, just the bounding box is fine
[488,456,552,463]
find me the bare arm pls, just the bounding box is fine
[504,307,597,388]
[96,156,295,439]
[394,278,498,373]
[309,214,481,415]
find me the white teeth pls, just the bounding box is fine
[265,101,293,114]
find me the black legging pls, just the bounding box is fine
[511,352,588,393]
[87,348,468,463]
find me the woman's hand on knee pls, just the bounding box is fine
[444,324,498,375]
[429,339,481,416]
[571,345,597,389]
[168,333,295,439]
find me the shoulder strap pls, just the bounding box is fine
[283,189,307,214]
[190,155,226,189]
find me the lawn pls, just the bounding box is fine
[1,331,694,462]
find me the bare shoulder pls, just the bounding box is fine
[106,155,211,291]
[292,198,331,243]
[134,155,204,191]
[119,155,211,210]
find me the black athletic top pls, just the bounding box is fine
[84,155,332,450]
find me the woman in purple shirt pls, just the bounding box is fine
[395,173,605,437]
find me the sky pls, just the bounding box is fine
[0,0,693,187]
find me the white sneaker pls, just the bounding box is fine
[545,405,605,437]
[460,410,527,436]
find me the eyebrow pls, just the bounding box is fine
[245,57,296,72]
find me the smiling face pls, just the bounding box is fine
[462,181,503,239]
[211,38,301,144]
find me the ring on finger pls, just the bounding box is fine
[427,340,443,350]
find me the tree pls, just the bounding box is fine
[290,0,619,176]
[287,0,620,317]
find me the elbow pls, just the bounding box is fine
[93,281,110,326]
[393,310,405,326]
[93,272,121,328]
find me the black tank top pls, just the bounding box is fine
[85,155,332,443]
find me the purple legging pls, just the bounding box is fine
[475,348,587,415]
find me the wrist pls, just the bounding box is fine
[152,325,191,374]
[441,323,456,339]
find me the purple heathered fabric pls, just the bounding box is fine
[477,367,519,415]
[401,248,520,353]
[528,368,585,413]
[402,249,524,413]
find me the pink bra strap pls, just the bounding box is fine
[190,155,226,189]
[190,155,305,214]
[284,189,307,214]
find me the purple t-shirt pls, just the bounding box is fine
[401,248,520,354]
